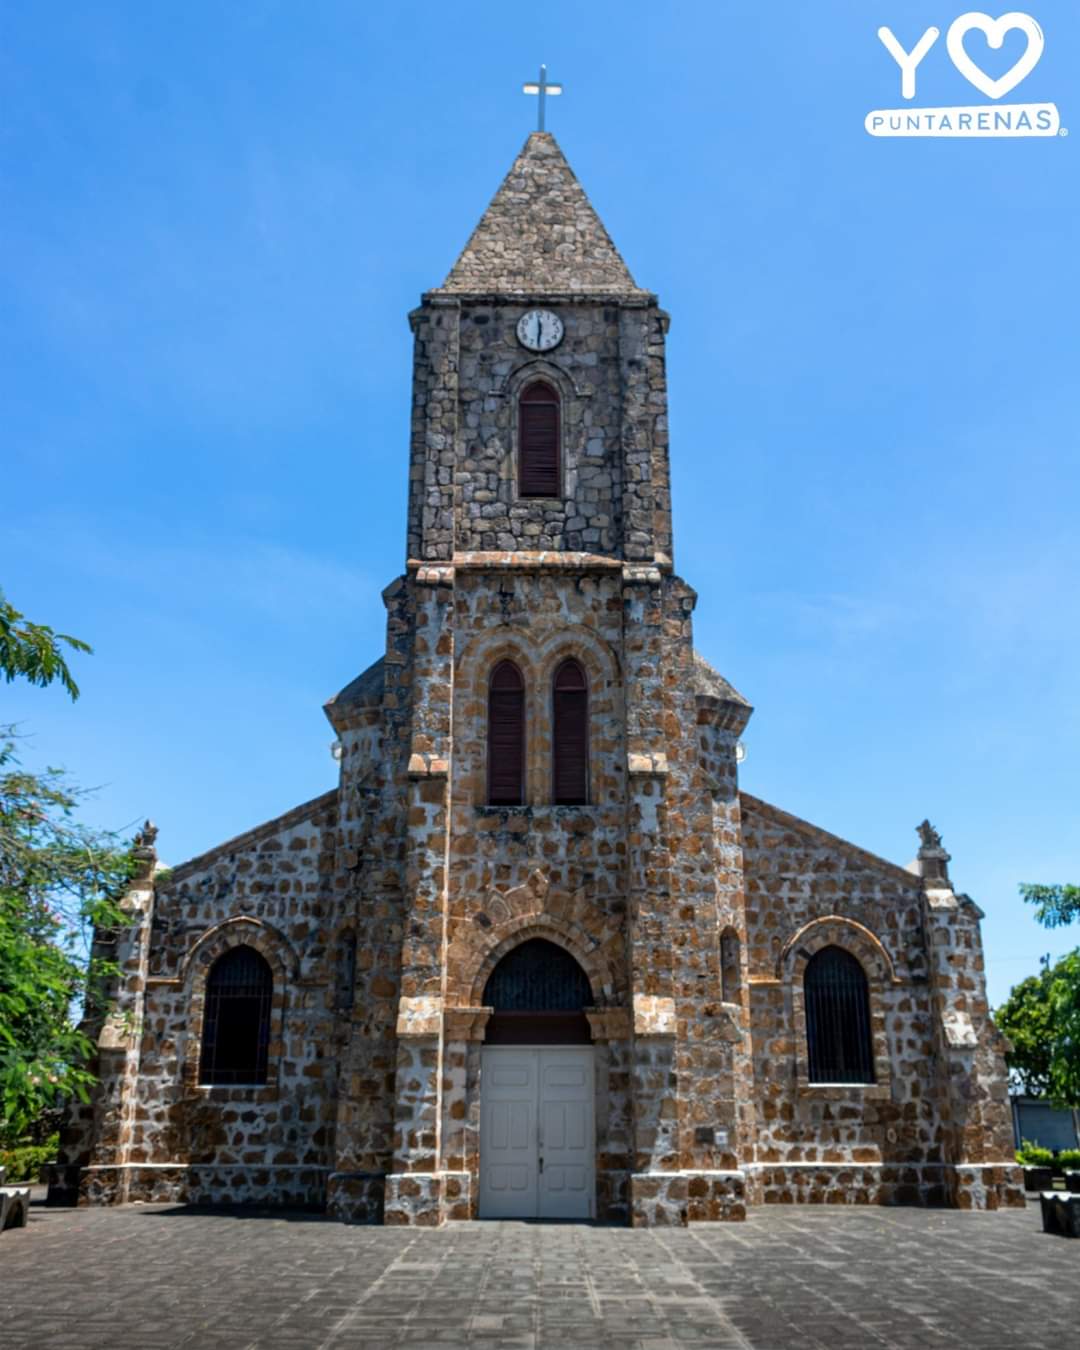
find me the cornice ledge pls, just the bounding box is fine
[621,563,663,585]
[407,752,449,780]
[628,752,669,777]
[442,551,624,573]
[406,562,456,588]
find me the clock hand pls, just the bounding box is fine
[534,314,541,346]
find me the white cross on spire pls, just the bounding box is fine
[522,64,563,132]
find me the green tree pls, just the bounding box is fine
[0,734,134,1139]
[0,591,132,1141]
[0,590,91,700]
[996,961,1056,1097]
[1020,883,1080,929]
[996,951,1080,1110]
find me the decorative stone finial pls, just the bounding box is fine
[132,820,159,880]
[135,820,159,849]
[916,819,951,885]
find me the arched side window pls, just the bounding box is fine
[483,938,593,1045]
[553,658,589,805]
[804,946,875,1085]
[518,380,560,498]
[336,931,357,1013]
[720,928,741,1004]
[488,660,525,805]
[198,945,273,1086]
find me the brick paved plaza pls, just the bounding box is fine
[2,1200,1076,1349]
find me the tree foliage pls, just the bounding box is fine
[0,591,91,701]
[995,962,1056,1098]
[996,950,1080,1110]
[1020,882,1080,929]
[0,733,134,1141]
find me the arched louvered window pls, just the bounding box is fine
[483,938,593,1044]
[804,946,875,1085]
[518,380,560,498]
[553,658,588,805]
[198,946,273,1086]
[488,660,525,805]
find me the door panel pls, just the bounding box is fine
[479,1047,594,1220]
[538,1050,593,1219]
[479,1050,539,1219]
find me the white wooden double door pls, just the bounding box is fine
[479,1047,595,1219]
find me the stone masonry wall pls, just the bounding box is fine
[62,794,344,1210]
[740,795,939,1202]
[739,795,1021,1207]
[406,299,672,565]
[324,575,419,1221]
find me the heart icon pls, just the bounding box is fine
[946,11,1045,99]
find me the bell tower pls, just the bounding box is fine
[406,131,673,566]
[327,130,753,1228]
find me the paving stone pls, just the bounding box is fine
[4,1203,1080,1348]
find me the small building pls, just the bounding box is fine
[1011,1096,1080,1153]
[51,133,1023,1225]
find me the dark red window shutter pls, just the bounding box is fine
[519,380,560,498]
[553,659,588,805]
[488,660,525,805]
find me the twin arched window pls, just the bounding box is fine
[487,657,589,806]
[553,659,588,805]
[804,945,875,1085]
[488,661,525,805]
[198,945,273,1086]
[519,380,560,498]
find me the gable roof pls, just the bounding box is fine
[693,651,751,708]
[739,792,922,887]
[433,132,647,298]
[326,655,385,713]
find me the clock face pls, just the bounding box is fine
[516,309,564,352]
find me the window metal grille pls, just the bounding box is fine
[804,945,875,1084]
[483,938,592,1012]
[198,945,273,1086]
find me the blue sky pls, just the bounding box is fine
[3,2,1077,1006]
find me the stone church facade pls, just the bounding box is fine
[51,133,1024,1226]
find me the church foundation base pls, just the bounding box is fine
[947,1163,1026,1210]
[631,1171,748,1226]
[749,1162,1026,1210]
[383,1171,472,1225]
[326,1171,386,1224]
[61,1163,330,1210]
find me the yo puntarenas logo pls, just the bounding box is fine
[866,11,1063,137]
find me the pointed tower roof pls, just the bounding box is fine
[433,132,647,298]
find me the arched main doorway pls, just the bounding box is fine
[479,938,595,1220]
